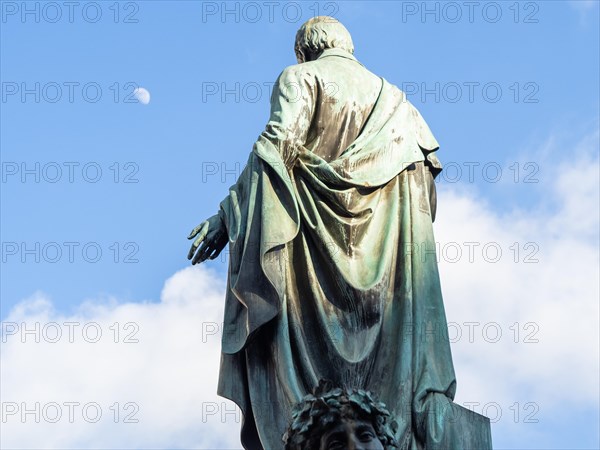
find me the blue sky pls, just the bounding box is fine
[1,1,599,448]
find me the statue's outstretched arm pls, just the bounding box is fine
[187,65,315,265]
[254,65,315,170]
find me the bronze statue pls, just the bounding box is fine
[283,379,398,450]
[188,16,492,449]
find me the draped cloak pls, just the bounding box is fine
[215,49,457,449]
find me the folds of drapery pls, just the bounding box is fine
[216,79,457,449]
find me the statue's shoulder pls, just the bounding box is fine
[376,78,439,150]
[380,78,412,106]
[273,63,314,89]
[278,62,315,78]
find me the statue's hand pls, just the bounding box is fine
[187,214,228,265]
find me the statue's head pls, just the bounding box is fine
[294,16,354,63]
[283,380,398,450]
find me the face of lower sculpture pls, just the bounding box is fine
[318,419,384,450]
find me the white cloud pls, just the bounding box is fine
[435,130,599,445]
[1,131,598,448]
[1,266,242,449]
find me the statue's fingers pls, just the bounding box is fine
[192,240,212,264]
[187,242,198,261]
[187,221,207,240]
[188,226,200,240]
[188,225,210,257]
[191,246,203,264]
[187,238,200,260]
[209,248,220,260]
[197,242,215,264]
[188,232,207,260]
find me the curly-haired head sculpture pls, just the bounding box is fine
[294,16,354,63]
[282,379,399,450]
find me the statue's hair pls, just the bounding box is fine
[294,16,354,62]
[282,379,399,450]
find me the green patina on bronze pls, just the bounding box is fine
[188,16,492,450]
[283,379,398,450]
